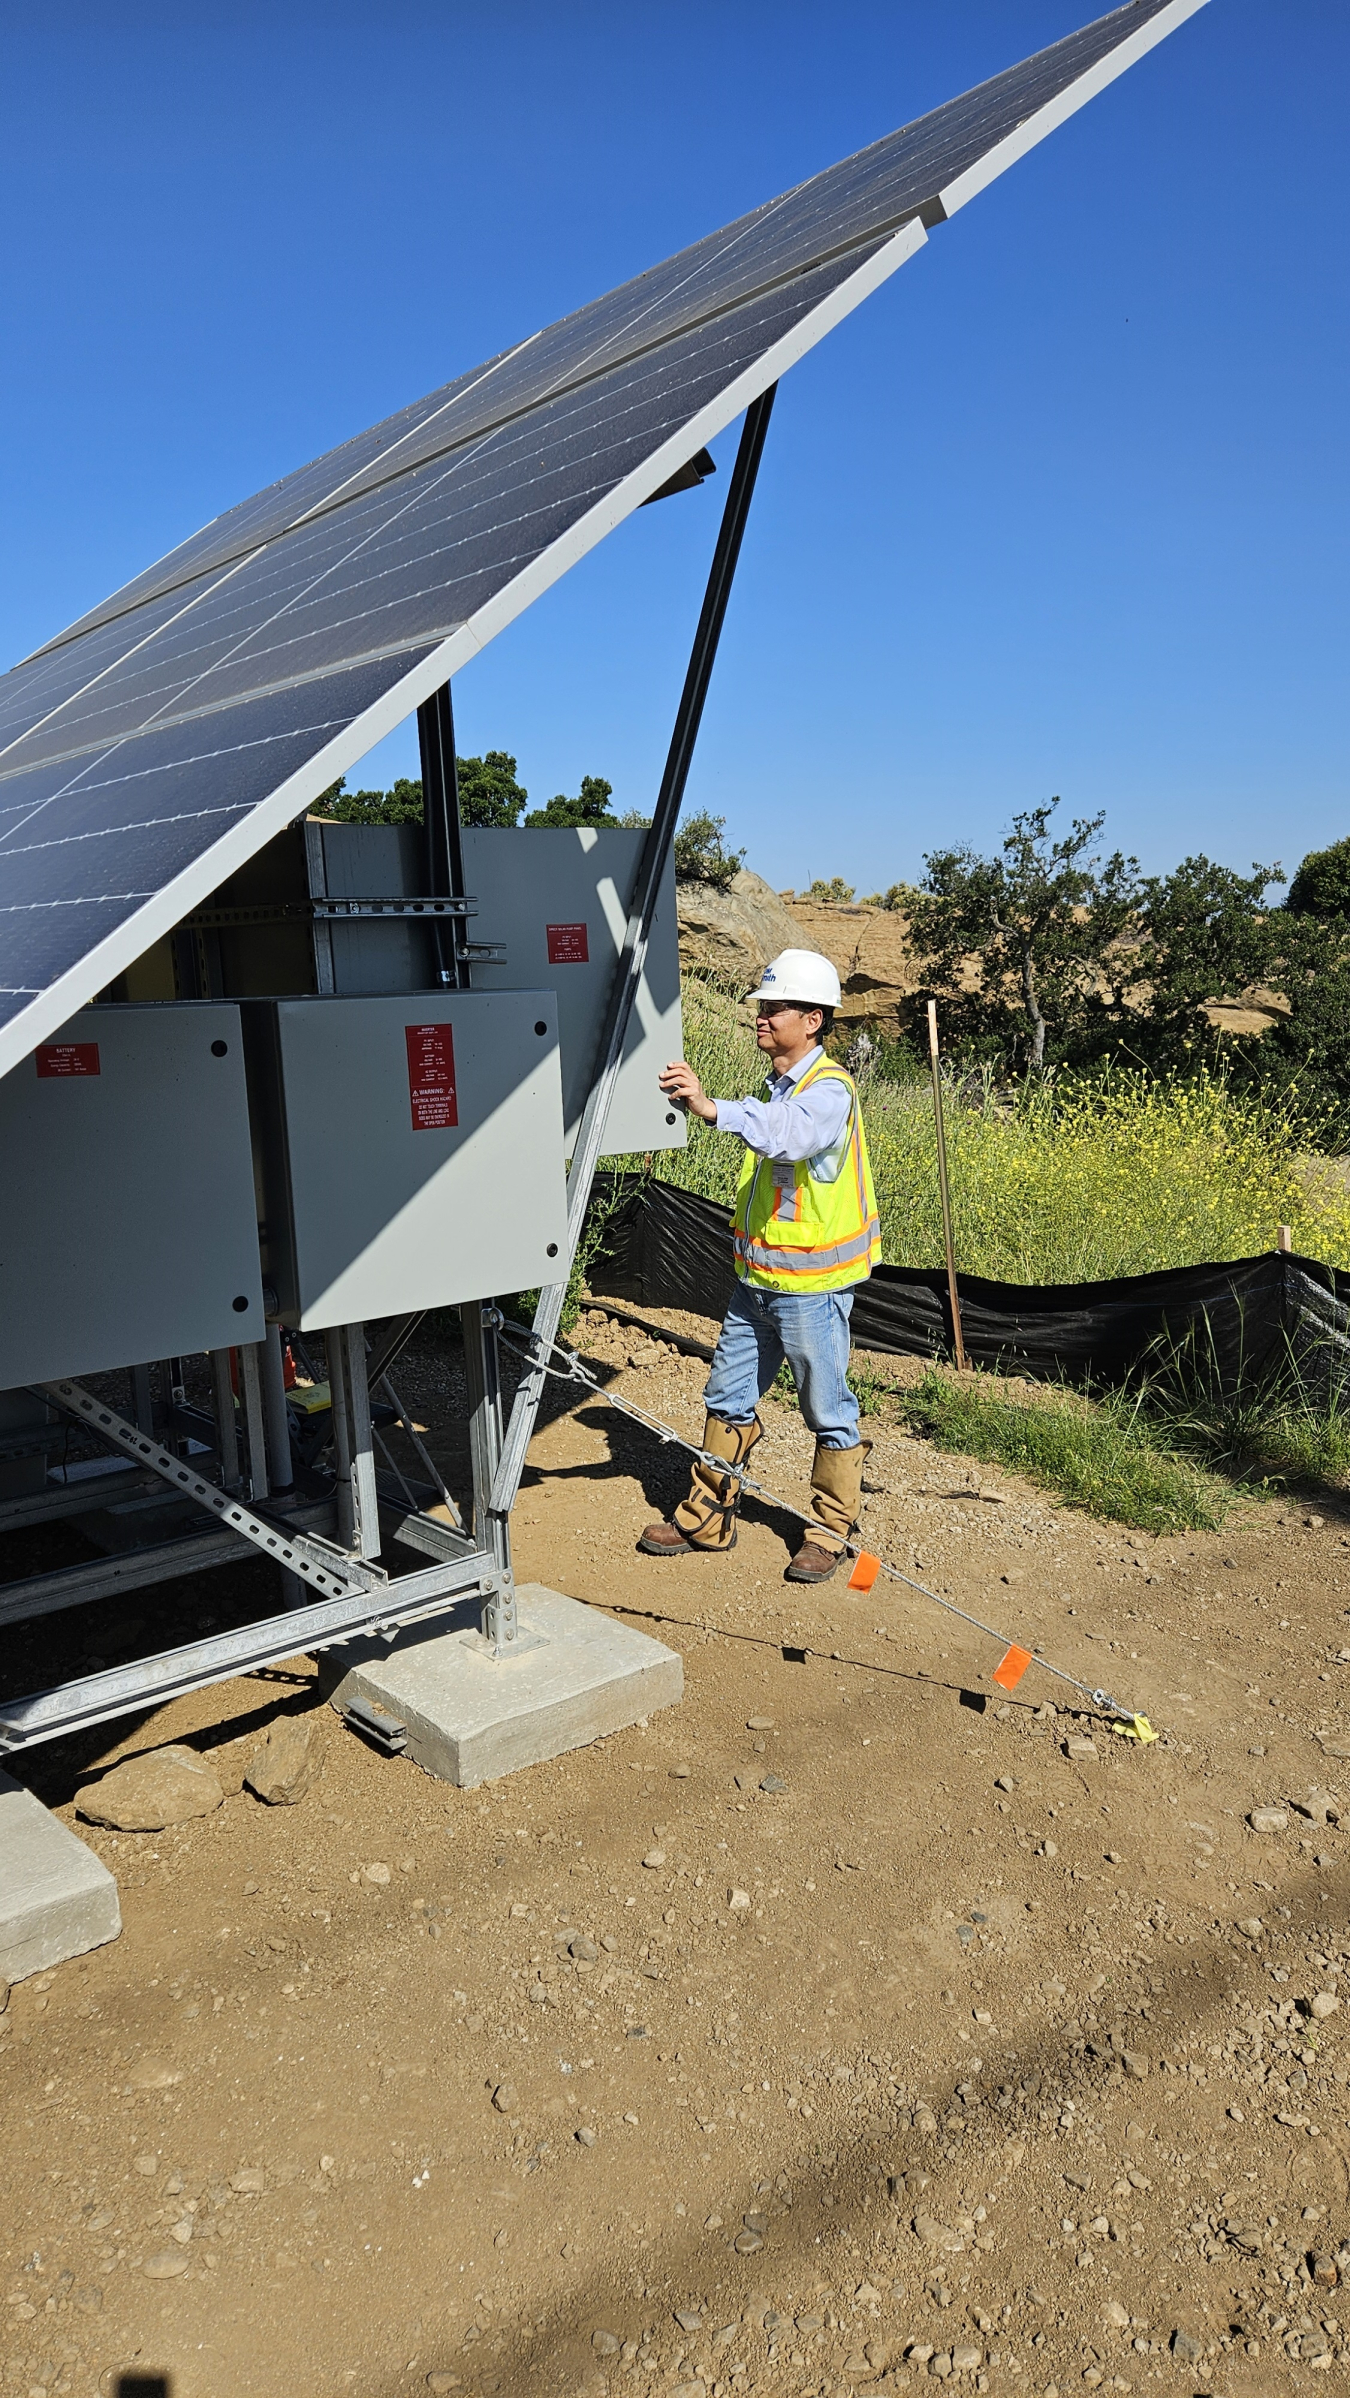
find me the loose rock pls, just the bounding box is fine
[1236,1916,1264,1939]
[76,1743,224,1831]
[592,2331,621,2355]
[729,1888,751,1912]
[245,1716,320,1806]
[362,1862,392,1885]
[1102,2301,1129,2329]
[143,2249,190,2278]
[1064,1736,1098,1762]
[1311,1991,1340,2021]
[491,2083,518,2115]
[746,1716,774,1730]
[128,2061,182,2092]
[1249,1808,1288,1834]
[1170,2329,1201,2362]
[133,2152,158,2176]
[642,1850,667,1869]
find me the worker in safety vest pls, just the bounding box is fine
[640,949,880,1583]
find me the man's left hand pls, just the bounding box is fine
[659,1060,718,1123]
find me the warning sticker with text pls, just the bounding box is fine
[405,1022,458,1130]
[546,922,589,965]
[36,1043,100,1078]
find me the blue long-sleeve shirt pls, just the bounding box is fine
[712,1045,851,1164]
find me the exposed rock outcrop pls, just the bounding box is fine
[675,870,803,987]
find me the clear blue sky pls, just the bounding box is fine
[2,2,1345,897]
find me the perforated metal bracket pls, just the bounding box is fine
[39,1378,388,1599]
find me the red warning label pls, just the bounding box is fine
[405,1022,458,1131]
[546,922,589,965]
[36,1043,100,1078]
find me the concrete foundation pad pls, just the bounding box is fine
[319,1584,682,1787]
[0,1770,121,1983]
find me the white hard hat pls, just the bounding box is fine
[746,948,841,1009]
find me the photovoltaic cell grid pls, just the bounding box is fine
[0,0,1206,1077]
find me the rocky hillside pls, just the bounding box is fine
[676,872,917,1039]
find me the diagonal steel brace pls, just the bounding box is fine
[39,1378,388,1599]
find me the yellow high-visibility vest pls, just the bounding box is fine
[731,1054,881,1293]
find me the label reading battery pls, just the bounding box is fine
[546,922,589,965]
[36,1042,100,1078]
[405,1023,458,1130]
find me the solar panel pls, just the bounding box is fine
[0,0,1208,1079]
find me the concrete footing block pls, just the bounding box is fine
[319,1584,682,1788]
[0,1770,121,1983]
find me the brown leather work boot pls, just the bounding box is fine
[785,1438,872,1583]
[638,1414,761,1555]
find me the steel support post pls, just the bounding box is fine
[209,1348,240,1491]
[490,385,778,1519]
[417,682,467,990]
[261,1324,295,1497]
[237,1342,269,1501]
[132,1363,154,1434]
[460,1303,515,1650]
[328,1325,380,1559]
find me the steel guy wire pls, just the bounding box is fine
[490,1313,1157,1733]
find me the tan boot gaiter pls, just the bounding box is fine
[671,1414,763,1551]
[807,1438,872,1553]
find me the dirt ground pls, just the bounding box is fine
[4,1309,1350,2398]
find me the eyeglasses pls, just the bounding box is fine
[756,1000,806,1020]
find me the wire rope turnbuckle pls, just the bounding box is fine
[491,1317,1163,1741]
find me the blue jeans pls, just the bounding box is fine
[702,1280,860,1449]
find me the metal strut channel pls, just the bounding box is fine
[490,384,777,1521]
[38,1379,388,1598]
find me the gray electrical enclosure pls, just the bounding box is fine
[462,828,686,1156]
[0,1004,264,1387]
[246,991,569,1328]
[303,819,685,1158]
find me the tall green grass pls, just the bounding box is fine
[654,976,1350,1282]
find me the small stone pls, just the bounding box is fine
[746,1716,774,1730]
[643,1850,667,1870]
[128,2060,182,2091]
[1249,1808,1288,1834]
[1102,2302,1129,2329]
[426,2375,460,2394]
[1228,2105,1245,2122]
[362,1861,392,1884]
[734,2230,763,2254]
[143,2249,190,2279]
[76,1743,223,1831]
[907,2344,935,2365]
[592,2331,622,2355]
[1236,1916,1264,1939]
[669,1764,692,1779]
[1312,2254,1339,2289]
[230,2167,266,2192]
[576,2125,597,2146]
[134,2152,159,2176]
[952,2345,981,2372]
[1311,1992,1340,2021]
[673,2310,703,2333]
[1122,2050,1149,2079]
[1065,1737,1098,1762]
[729,1888,751,1912]
[760,1774,787,1794]
[930,2354,953,2379]
[914,2214,964,2252]
[1039,1840,1058,1859]
[1169,2329,1201,2362]
[743,2212,768,2235]
[569,1935,599,1962]
[245,1717,319,1806]
[491,2083,519,2114]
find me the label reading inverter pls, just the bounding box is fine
[405,1023,458,1130]
[546,922,589,965]
[36,1042,100,1077]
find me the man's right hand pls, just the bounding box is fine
[659,1060,718,1124]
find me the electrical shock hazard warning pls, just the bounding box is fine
[546,922,589,965]
[405,1023,458,1130]
[36,1043,100,1077]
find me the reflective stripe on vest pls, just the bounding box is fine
[731,1056,881,1295]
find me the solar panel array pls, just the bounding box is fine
[0,0,1206,1078]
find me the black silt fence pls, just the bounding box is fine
[587,1175,1350,1402]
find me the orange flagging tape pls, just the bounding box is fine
[992,1642,1033,1692]
[847,1551,882,1593]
